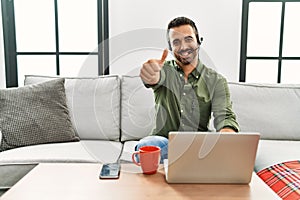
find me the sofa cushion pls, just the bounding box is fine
[0,78,79,152]
[0,140,123,164]
[119,140,138,162]
[254,140,300,172]
[121,76,155,141]
[24,75,120,141]
[229,82,300,140]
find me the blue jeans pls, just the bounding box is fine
[135,135,168,164]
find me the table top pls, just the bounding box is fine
[0,163,279,200]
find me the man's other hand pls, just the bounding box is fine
[220,128,236,132]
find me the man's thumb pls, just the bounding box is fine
[159,48,168,65]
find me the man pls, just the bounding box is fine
[137,16,239,161]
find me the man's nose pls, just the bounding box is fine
[179,41,189,50]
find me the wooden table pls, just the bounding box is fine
[0,163,279,200]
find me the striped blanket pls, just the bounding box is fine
[257,160,300,200]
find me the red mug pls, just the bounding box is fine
[132,146,161,175]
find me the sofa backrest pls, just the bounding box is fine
[229,82,300,140]
[24,75,120,141]
[120,76,155,141]
[24,75,300,141]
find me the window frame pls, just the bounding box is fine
[1,0,109,87]
[240,0,300,83]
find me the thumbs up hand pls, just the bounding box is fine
[140,49,168,85]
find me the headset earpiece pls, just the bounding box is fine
[199,37,203,45]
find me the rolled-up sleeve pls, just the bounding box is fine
[212,78,240,132]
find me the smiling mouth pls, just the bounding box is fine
[178,49,193,57]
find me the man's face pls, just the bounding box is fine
[169,25,199,66]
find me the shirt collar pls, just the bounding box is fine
[172,59,203,80]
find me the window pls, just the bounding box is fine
[240,0,300,83]
[1,0,109,87]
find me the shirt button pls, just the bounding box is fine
[180,74,183,77]
[180,109,183,113]
[183,92,186,96]
[196,76,199,78]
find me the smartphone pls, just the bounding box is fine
[99,163,120,179]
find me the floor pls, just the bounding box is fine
[0,164,37,197]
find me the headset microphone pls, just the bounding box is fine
[193,45,200,52]
[192,37,203,53]
[187,45,200,54]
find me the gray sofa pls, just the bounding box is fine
[0,75,299,174]
[229,82,300,172]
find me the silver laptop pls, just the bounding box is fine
[164,132,260,184]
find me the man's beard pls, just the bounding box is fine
[174,47,198,66]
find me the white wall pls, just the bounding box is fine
[0,3,5,88]
[0,0,242,85]
[109,0,242,81]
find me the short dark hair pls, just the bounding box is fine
[167,16,201,49]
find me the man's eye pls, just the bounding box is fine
[173,40,180,46]
[185,38,194,43]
